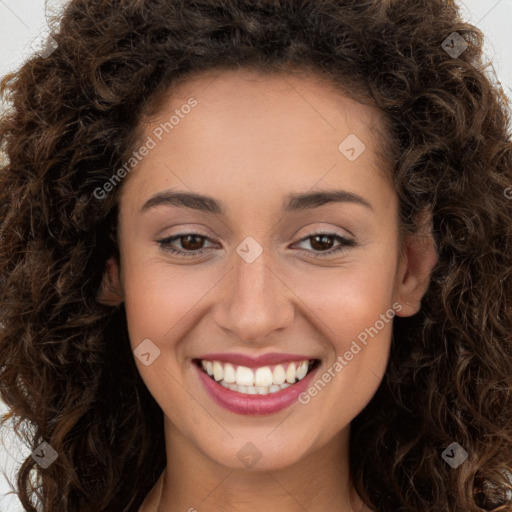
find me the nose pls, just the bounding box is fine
[213,243,295,344]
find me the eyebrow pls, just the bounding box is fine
[141,189,373,214]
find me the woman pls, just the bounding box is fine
[1,1,511,511]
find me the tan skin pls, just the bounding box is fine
[98,68,437,512]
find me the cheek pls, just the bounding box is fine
[120,261,214,411]
[121,255,219,347]
[289,265,397,429]
[288,257,398,345]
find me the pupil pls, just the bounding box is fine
[182,234,203,250]
[310,235,333,251]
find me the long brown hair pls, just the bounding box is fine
[1,1,512,511]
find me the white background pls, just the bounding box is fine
[1,0,511,510]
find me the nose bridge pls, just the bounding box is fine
[214,237,294,342]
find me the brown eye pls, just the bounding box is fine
[309,234,336,251]
[294,233,356,258]
[178,234,206,251]
[156,233,216,257]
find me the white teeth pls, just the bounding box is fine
[215,380,296,395]
[235,366,255,386]
[200,358,315,395]
[223,363,236,383]
[213,361,223,381]
[254,367,273,387]
[272,364,286,385]
[285,363,297,384]
[296,361,308,380]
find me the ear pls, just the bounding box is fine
[394,212,438,317]
[96,256,124,306]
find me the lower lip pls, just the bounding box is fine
[195,363,319,415]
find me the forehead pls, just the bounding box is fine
[121,68,394,213]
[143,67,384,142]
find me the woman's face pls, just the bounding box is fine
[103,68,434,472]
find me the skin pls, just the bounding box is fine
[98,68,437,512]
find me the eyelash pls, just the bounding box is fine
[155,231,357,258]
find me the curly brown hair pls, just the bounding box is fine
[1,0,512,511]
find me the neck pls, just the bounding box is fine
[143,418,364,512]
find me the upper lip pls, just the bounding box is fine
[195,352,318,368]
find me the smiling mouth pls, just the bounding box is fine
[193,358,321,395]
